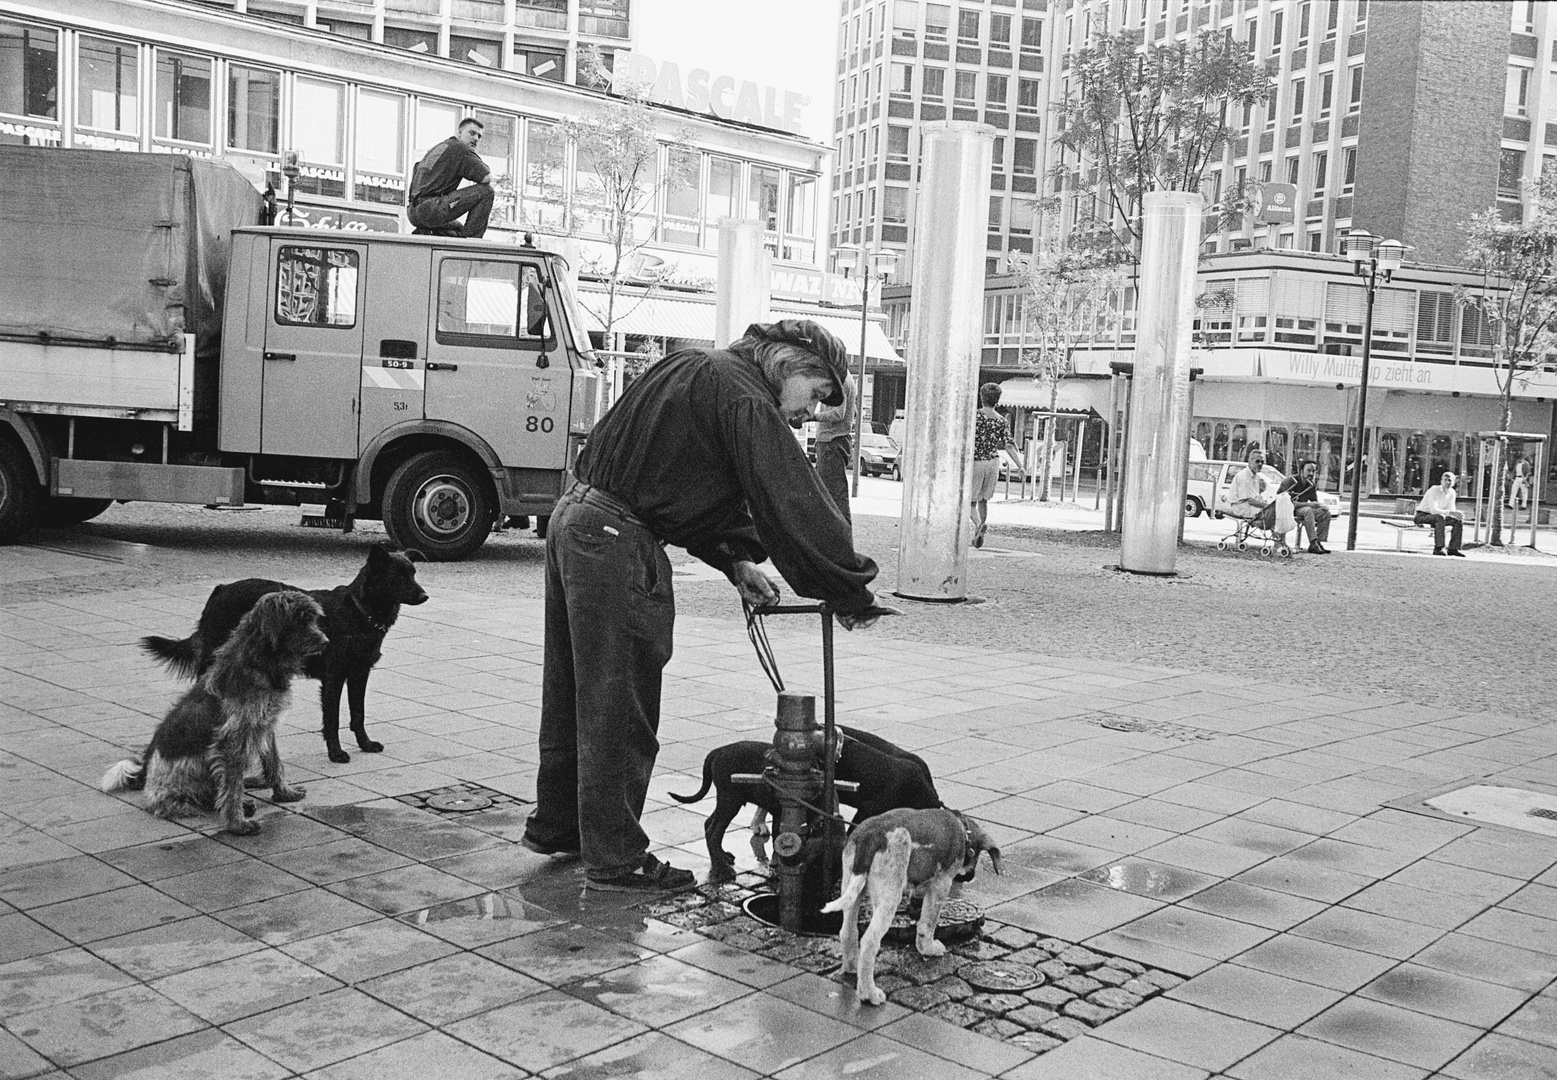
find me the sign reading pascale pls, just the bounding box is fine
[1257,183,1297,224]
[611,52,810,135]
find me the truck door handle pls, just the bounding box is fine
[425,361,458,372]
[264,351,296,362]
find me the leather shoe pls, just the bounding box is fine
[1308,543,1329,555]
[1448,549,1465,557]
[1433,548,1446,556]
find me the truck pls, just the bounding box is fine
[0,146,601,560]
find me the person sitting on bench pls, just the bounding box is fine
[1287,459,1332,555]
[1228,444,1292,543]
[1415,471,1465,556]
[407,117,495,238]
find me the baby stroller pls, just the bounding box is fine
[1217,493,1295,559]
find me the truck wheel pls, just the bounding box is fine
[38,496,114,528]
[0,441,42,543]
[383,451,494,561]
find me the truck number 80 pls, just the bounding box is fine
[526,416,554,433]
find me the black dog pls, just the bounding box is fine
[671,725,942,883]
[140,544,428,764]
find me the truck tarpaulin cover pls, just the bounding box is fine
[0,147,262,359]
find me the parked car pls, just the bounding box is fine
[1185,460,1345,519]
[859,432,900,476]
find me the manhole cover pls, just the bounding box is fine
[398,783,528,818]
[961,960,1044,992]
[426,792,494,812]
[863,897,985,943]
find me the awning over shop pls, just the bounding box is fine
[576,287,904,363]
[993,377,1113,415]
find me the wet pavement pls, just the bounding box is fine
[1,556,1557,1078]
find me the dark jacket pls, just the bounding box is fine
[408,137,488,206]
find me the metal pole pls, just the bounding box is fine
[820,609,837,902]
[1472,438,1487,544]
[1345,268,1378,550]
[1532,440,1544,550]
[851,260,868,498]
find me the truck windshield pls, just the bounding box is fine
[549,257,597,364]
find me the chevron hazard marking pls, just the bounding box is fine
[362,367,425,390]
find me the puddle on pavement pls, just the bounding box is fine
[1079,861,1205,899]
[399,891,562,944]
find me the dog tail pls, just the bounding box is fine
[668,753,715,804]
[100,756,145,793]
[820,868,867,914]
[140,633,202,680]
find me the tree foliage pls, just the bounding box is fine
[1050,29,1272,255]
[1457,171,1557,542]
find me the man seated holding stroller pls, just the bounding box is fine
[1287,459,1332,555]
[1228,444,1294,547]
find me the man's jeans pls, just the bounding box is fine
[814,435,852,526]
[527,492,674,877]
[1295,503,1331,544]
[408,183,495,238]
[1413,510,1463,552]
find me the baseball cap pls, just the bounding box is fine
[742,319,850,406]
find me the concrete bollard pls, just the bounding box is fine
[895,121,996,602]
[1120,191,1203,575]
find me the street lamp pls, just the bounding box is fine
[834,246,899,496]
[280,149,301,226]
[1343,228,1405,550]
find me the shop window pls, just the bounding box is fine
[0,19,58,122]
[154,50,211,146]
[276,247,358,328]
[1229,424,1248,461]
[77,36,138,136]
[437,260,548,344]
[227,64,280,154]
[1212,422,1230,459]
[354,89,407,206]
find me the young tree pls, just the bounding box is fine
[1458,172,1557,545]
[1012,240,1125,500]
[1049,29,1272,258]
[544,49,696,356]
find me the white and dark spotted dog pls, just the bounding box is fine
[822,807,1002,1005]
[101,591,327,835]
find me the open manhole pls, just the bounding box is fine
[1422,784,1557,838]
[397,782,529,818]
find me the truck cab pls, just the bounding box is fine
[217,228,600,558]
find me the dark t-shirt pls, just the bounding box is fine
[577,347,878,613]
[1287,475,1319,503]
[408,138,488,205]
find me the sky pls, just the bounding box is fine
[631,0,840,145]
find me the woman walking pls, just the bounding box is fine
[970,382,1023,548]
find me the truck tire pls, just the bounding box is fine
[38,496,114,528]
[382,450,494,561]
[0,440,42,543]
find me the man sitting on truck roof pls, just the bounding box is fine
[407,117,495,239]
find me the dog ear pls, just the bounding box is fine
[985,845,1003,876]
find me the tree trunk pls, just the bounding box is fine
[1040,377,1058,502]
[1489,392,1515,547]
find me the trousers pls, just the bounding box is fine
[1413,510,1463,552]
[1295,503,1331,544]
[813,435,852,525]
[527,486,674,876]
[408,182,495,238]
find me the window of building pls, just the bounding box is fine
[1318,71,1333,118]
[77,36,138,135]
[704,154,740,247]
[661,146,700,246]
[1326,0,1339,37]
[1517,0,1536,33]
[894,0,919,37]
[514,44,565,81]
[923,67,945,99]
[891,62,913,96]
[925,3,950,40]
[0,19,58,122]
[1312,150,1327,192]
[1259,159,1273,182]
[1013,137,1036,175]
[1342,145,1356,191]
[521,119,565,230]
[990,13,1012,44]
[1356,0,1367,25]
[437,260,548,343]
[322,19,371,40]
[992,136,1004,165]
[1297,2,1311,44]
[1266,92,1277,125]
[383,26,438,54]
[958,8,980,43]
[1291,78,1304,119]
[472,114,516,219]
[1017,78,1041,113]
[887,124,909,161]
[154,50,211,145]
[1348,65,1363,111]
[882,185,907,223]
[1416,291,1455,355]
[1286,155,1300,184]
[450,34,500,68]
[1241,100,1252,129]
[1500,148,1525,195]
[1010,198,1037,234]
[986,73,1008,105]
[785,172,818,261]
[293,76,345,166]
[1270,9,1283,51]
[277,246,358,328]
[227,64,280,154]
[988,194,1003,231]
[354,89,406,205]
[953,70,976,104]
[1020,16,1042,51]
[749,164,782,236]
[1508,65,1531,117]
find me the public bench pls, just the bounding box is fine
[1381,517,1429,552]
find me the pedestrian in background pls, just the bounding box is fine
[407,117,495,238]
[970,382,1021,548]
[812,374,854,528]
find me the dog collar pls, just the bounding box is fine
[351,595,391,632]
